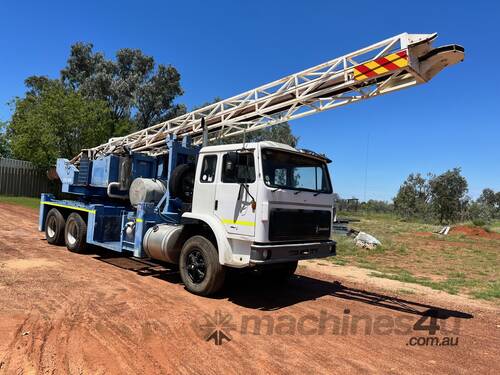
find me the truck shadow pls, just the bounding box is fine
[92,249,182,284]
[91,250,473,321]
[223,273,474,321]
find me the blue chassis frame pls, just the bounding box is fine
[39,136,200,258]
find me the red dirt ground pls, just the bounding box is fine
[450,225,500,239]
[0,203,499,374]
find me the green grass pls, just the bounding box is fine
[329,212,500,303]
[489,220,500,234]
[471,281,500,300]
[369,270,480,295]
[0,195,40,210]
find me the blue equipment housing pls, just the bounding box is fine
[56,153,158,196]
[39,135,200,258]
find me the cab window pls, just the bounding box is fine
[200,155,217,183]
[262,148,332,193]
[222,152,255,183]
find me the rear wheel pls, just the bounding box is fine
[45,208,65,245]
[64,212,87,253]
[179,235,225,296]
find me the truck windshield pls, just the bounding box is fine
[261,149,332,193]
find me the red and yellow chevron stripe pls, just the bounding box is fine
[353,50,408,81]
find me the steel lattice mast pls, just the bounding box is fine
[75,32,463,163]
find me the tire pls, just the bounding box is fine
[169,163,195,203]
[179,235,225,296]
[64,212,87,253]
[45,208,66,245]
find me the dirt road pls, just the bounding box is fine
[0,203,498,374]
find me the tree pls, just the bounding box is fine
[497,192,500,214]
[8,77,114,168]
[4,43,185,167]
[468,201,494,225]
[393,173,430,219]
[60,42,185,131]
[0,121,11,157]
[478,188,498,209]
[360,200,394,213]
[196,98,298,147]
[428,168,468,224]
[475,188,500,220]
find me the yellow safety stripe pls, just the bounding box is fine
[135,218,144,223]
[221,219,255,227]
[42,201,96,214]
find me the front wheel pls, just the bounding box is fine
[179,235,225,296]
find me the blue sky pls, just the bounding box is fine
[1,0,498,201]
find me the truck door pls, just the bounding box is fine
[192,154,218,214]
[214,150,257,236]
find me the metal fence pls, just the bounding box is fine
[0,158,53,197]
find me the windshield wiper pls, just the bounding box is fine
[294,190,302,195]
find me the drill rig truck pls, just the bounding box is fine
[39,33,464,295]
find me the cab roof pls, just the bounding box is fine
[200,141,331,163]
[199,141,296,153]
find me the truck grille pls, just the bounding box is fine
[269,208,331,241]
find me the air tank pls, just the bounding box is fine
[129,178,167,207]
[143,224,184,263]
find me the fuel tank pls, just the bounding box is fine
[143,224,184,263]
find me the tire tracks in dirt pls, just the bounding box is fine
[0,202,499,374]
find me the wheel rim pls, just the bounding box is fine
[47,216,56,238]
[66,220,78,245]
[186,249,206,284]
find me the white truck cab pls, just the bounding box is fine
[183,141,336,271]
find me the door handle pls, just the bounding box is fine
[214,200,218,210]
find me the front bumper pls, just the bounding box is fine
[250,240,336,264]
